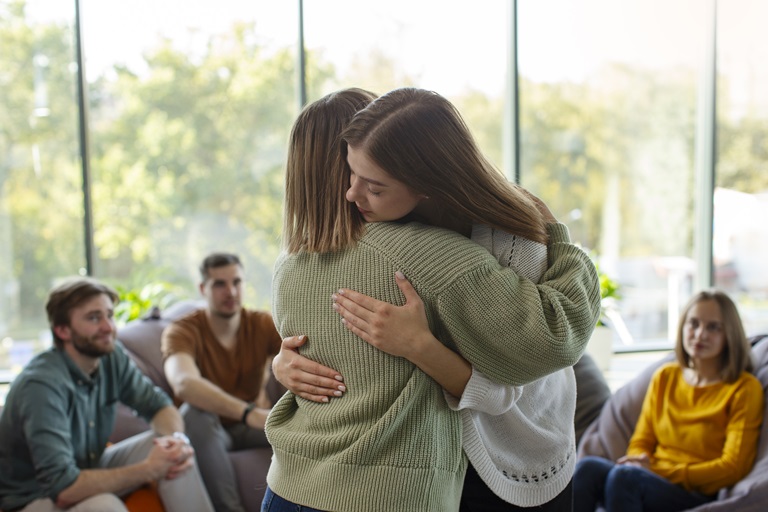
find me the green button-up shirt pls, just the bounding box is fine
[0,342,171,510]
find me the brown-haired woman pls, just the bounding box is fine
[573,289,764,512]
[263,87,601,512]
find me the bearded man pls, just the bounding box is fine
[0,277,213,512]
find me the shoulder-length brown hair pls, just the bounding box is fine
[341,87,547,244]
[283,88,378,253]
[674,289,753,382]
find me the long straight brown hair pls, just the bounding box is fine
[341,87,548,244]
[283,88,377,253]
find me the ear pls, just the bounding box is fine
[53,324,71,342]
[198,282,206,296]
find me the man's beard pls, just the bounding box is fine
[213,302,240,319]
[213,309,238,320]
[71,331,115,358]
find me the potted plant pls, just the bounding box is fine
[112,281,183,326]
[587,258,621,371]
[597,261,621,326]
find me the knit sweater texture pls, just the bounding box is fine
[267,221,600,512]
[451,225,577,507]
[627,363,764,496]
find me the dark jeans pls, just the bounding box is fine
[573,456,714,512]
[261,487,325,512]
[460,462,574,512]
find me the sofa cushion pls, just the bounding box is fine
[117,300,204,396]
[576,351,674,461]
[573,352,612,445]
[714,335,768,510]
[231,448,274,511]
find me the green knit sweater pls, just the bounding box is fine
[267,221,600,512]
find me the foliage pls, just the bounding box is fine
[596,262,621,302]
[717,115,768,191]
[593,257,621,327]
[519,66,699,257]
[112,281,183,326]
[88,22,303,294]
[0,2,85,328]
[3,0,768,342]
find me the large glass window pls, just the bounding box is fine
[0,0,85,380]
[3,1,764,393]
[714,0,768,335]
[302,0,510,170]
[82,0,299,310]
[518,0,707,349]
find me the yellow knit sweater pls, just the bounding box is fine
[627,363,764,496]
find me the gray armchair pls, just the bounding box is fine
[578,335,768,512]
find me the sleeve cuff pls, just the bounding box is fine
[50,465,81,504]
[547,222,571,244]
[444,368,523,416]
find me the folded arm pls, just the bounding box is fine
[56,436,195,508]
[276,273,522,411]
[164,353,268,429]
[653,378,765,494]
[275,223,598,399]
[435,223,600,385]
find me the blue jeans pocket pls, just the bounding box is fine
[261,487,323,512]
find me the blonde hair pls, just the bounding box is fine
[341,88,548,244]
[283,88,378,253]
[674,289,753,382]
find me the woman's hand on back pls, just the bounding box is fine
[272,335,346,403]
[333,273,473,397]
[333,271,438,361]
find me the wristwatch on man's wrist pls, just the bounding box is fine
[242,401,257,424]
[172,431,190,445]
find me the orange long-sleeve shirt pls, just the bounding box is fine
[627,362,764,496]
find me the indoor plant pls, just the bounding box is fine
[588,258,621,371]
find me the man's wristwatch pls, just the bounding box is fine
[172,431,191,445]
[242,401,257,424]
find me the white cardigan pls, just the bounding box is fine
[447,225,577,506]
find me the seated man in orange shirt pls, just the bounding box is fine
[162,253,282,512]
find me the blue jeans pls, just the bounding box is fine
[573,456,713,512]
[261,487,325,512]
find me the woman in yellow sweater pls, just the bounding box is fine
[573,289,764,512]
